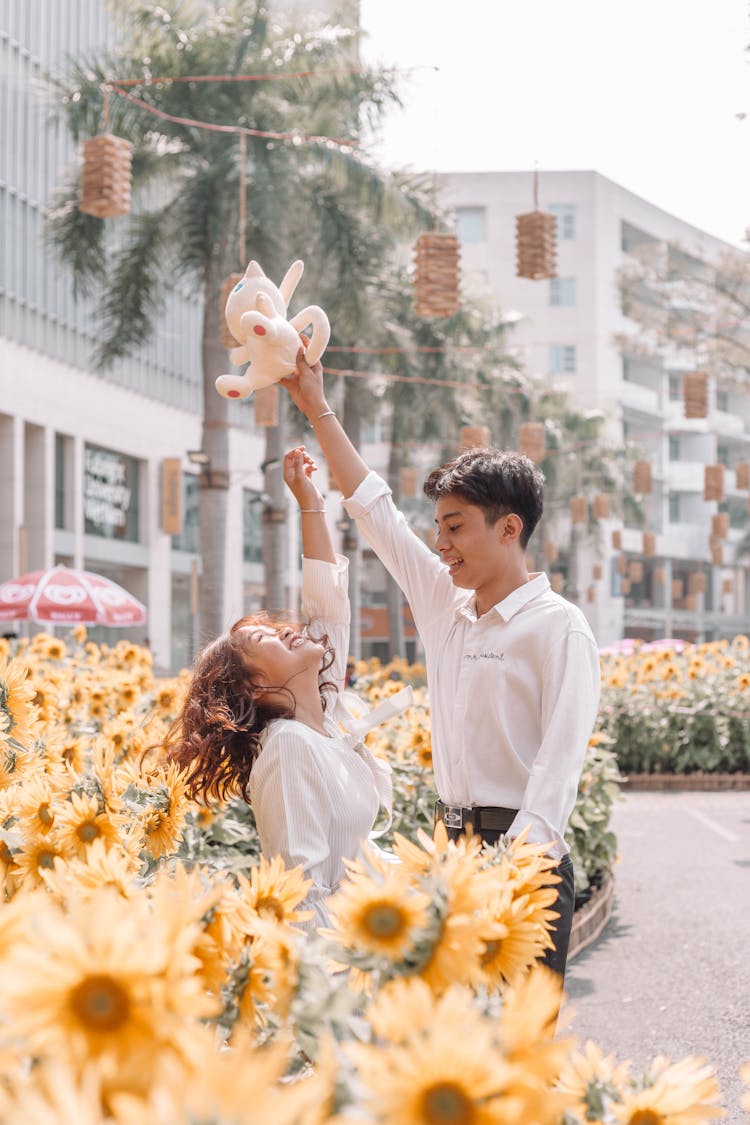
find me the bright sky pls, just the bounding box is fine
[359,0,750,247]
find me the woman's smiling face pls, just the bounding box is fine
[240,624,325,688]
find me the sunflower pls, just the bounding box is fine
[0,885,215,1082]
[0,657,39,746]
[14,774,65,835]
[153,681,181,714]
[479,890,553,987]
[736,673,750,691]
[497,966,572,1093]
[55,793,126,858]
[349,987,524,1125]
[138,762,189,859]
[555,1039,632,1119]
[43,638,68,661]
[42,840,139,901]
[238,854,313,931]
[411,729,433,768]
[612,1056,723,1125]
[327,863,432,961]
[12,834,68,889]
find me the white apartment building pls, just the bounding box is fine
[438,170,750,646]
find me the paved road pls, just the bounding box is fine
[565,791,750,1124]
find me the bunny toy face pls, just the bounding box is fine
[215,258,331,402]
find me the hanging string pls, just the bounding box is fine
[238,132,247,265]
[106,84,357,147]
[102,84,110,131]
[106,65,435,88]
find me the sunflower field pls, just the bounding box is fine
[0,630,743,1123]
[598,636,750,775]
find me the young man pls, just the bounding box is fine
[281,351,601,978]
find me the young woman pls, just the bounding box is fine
[166,447,405,930]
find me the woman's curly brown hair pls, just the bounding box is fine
[165,614,336,804]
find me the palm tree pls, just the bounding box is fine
[46,0,426,641]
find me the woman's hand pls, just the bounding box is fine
[279,338,331,421]
[283,447,325,510]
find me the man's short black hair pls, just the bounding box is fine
[423,448,545,550]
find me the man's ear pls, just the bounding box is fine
[499,513,524,544]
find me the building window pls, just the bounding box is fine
[243,490,264,564]
[549,203,576,240]
[83,443,140,542]
[716,388,729,412]
[669,493,681,522]
[455,206,486,243]
[668,374,682,401]
[549,278,576,307]
[171,474,199,554]
[549,345,577,374]
[668,435,681,461]
[55,433,66,531]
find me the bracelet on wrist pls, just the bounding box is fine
[316,409,335,420]
[299,508,325,513]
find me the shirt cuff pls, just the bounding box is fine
[301,554,350,625]
[342,470,391,518]
[508,810,568,862]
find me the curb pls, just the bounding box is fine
[620,772,750,791]
[568,873,614,962]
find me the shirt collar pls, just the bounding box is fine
[454,572,551,624]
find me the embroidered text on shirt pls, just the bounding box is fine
[464,651,505,661]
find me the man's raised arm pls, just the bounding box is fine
[280,348,369,499]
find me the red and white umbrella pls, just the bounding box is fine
[0,565,147,627]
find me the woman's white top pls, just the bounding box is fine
[247,555,409,932]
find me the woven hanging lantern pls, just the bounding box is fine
[543,541,559,564]
[704,464,725,502]
[592,563,603,581]
[711,512,729,540]
[219,273,243,349]
[592,493,611,519]
[612,529,623,551]
[685,593,698,612]
[615,555,627,575]
[628,560,644,583]
[254,384,279,427]
[654,566,666,585]
[683,371,708,419]
[710,542,724,566]
[80,133,133,218]
[586,585,597,604]
[399,467,419,498]
[632,460,652,495]
[671,578,683,600]
[722,577,734,595]
[550,572,564,593]
[620,577,631,596]
[570,496,588,524]
[515,211,558,280]
[460,425,490,451]
[688,572,707,595]
[413,232,460,318]
[642,530,656,557]
[518,422,546,462]
[735,462,750,490]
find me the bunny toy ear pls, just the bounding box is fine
[244,261,265,279]
[278,260,304,304]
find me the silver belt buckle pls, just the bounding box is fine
[442,804,463,829]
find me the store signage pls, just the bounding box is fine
[84,445,137,539]
[161,458,183,536]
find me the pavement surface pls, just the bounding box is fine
[565,790,750,1124]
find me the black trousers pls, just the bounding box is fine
[442,818,575,981]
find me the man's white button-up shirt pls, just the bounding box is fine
[343,472,601,858]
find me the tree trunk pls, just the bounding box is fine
[342,378,362,659]
[262,407,289,613]
[199,275,232,646]
[385,437,405,659]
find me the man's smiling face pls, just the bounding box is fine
[434,494,508,592]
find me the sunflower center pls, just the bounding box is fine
[481,939,502,965]
[38,802,53,826]
[629,1113,663,1125]
[255,895,285,921]
[362,902,406,940]
[37,849,57,869]
[422,1082,475,1125]
[70,974,131,1032]
[77,820,101,843]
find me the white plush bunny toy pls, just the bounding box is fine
[215,259,330,400]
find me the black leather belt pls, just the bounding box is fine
[435,799,517,833]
